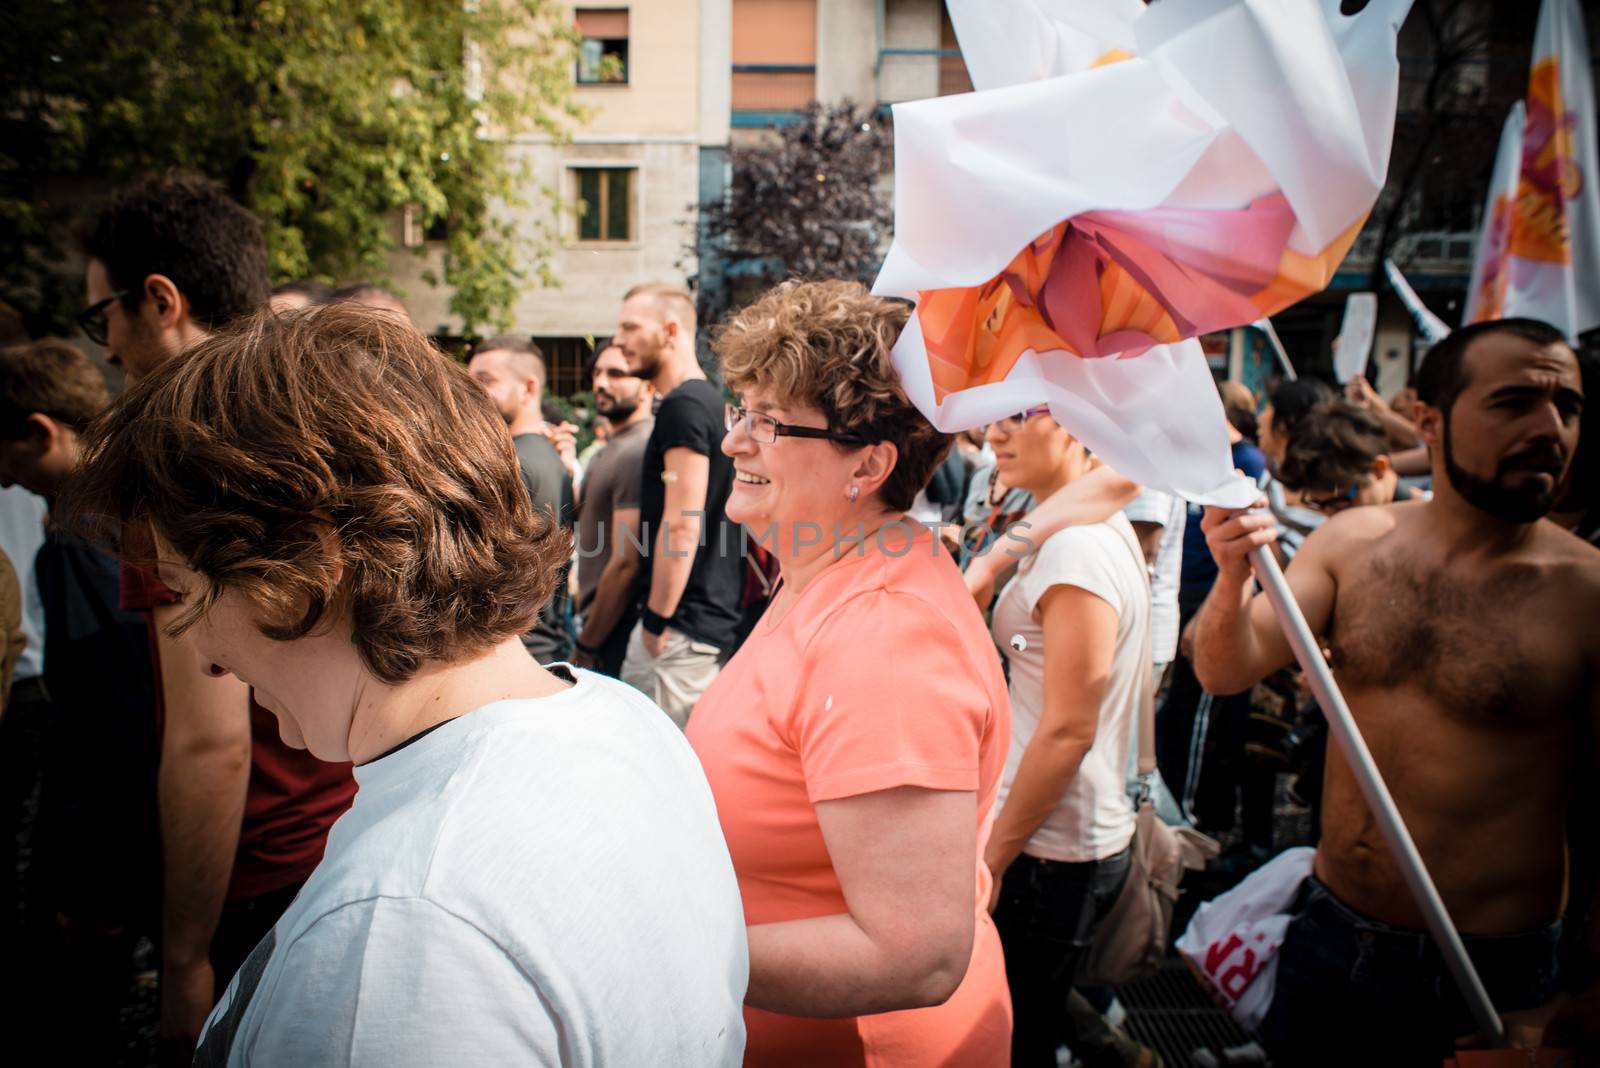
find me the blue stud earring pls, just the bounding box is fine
[848,485,859,503]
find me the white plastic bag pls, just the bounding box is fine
[1176,846,1315,1031]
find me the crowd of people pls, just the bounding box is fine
[0,168,1596,1068]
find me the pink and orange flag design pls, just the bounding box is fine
[1466,0,1600,337]
[1472,194,1515,323]
[874,0,1409,503]
[1510,57,1583,266]
[917,196,1366,401]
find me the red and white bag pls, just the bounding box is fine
[1176,846,1314,1030]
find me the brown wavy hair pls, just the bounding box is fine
[0,339,112,436]
[714,279,950,512]
[59,303,571,683]
[1276,398,1387,493]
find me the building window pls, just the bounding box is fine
[402,204,450,248]
[938,4,972,97]
[531,337,596,398]
[576,8,629,84]
[574,167,635,242]
[731,0,816,125]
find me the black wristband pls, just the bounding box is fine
[573,637,601,657]
[641,609,669,636]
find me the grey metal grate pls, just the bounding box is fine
[1117,959,1264,1067]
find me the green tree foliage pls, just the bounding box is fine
[1,0,583,334]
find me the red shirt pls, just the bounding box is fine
[121,556,355,901]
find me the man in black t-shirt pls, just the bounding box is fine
[468,337,574,663]
[0,339,161,1061]
[614,285,741,727]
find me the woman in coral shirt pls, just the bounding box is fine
[686,280,1013,1066]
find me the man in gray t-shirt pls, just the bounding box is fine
[571,346,654,677]
[468,337,574,664]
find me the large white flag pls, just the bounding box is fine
[874,0,1411,506]
[1469,0,1600,338]
[942,0,1141,90]
[1464,103,1528,327]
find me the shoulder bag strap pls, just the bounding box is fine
[1107,517,1158,779]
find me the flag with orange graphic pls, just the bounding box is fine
[874,0,1411,505]
[1470,0,1600,339]
[1464,103,1525,326]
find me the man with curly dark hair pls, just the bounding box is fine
[78,171,270,381]
[1275,398,1414,516]
[78,171,353,1059]
[62,303,748,1066]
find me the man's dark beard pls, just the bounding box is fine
[1442,416,1564,523]
[596,396,639,420]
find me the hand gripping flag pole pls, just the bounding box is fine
[887,0,1507,1037]
[1246,543,1505,1048]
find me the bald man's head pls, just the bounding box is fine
[623,284,695,335]
[617,284,695,382]
[468,336,547,429]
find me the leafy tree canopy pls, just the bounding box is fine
[689,101,893,331]
[1,0,583,335]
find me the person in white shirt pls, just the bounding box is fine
[60,303,748,1067]
[1122,488,1184,679]
[0,484,45,686]
[980,409,1153,1067]
[1119,488,1190,829]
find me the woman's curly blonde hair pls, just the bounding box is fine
[714,279,950,512]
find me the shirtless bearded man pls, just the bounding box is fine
[1195,318,1599,1063]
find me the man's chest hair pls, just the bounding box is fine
[1326,549,1575,723]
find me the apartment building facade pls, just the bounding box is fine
[390,0,966,395]
[390,1,732,394]
[395,1,1511,396]
[730,0,967,134]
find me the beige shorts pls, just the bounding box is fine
[619,623,721,729]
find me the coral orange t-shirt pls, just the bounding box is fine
[687,526,1012,1067]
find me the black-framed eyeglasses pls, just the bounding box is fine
[1302,482,1363,514]
[991,406,1052,433]
[725,404,871,447]
[76,291,130,347]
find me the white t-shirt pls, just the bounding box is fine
[1121,489,1185,666]
[0,485,46,680]
[991,514,1150,863]
[195,670,748,1067]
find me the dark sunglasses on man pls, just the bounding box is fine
[1301,481,1364,514]
[76,290,130,347]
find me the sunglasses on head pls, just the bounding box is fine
[991,407,1052,433]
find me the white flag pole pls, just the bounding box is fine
[1251,318,1297,381]
[1246,545,1506,1047]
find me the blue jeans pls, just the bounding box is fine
[1260,876,1561,1065]
[992,848,1131,1067]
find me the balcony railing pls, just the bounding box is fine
[732,63,816,127]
